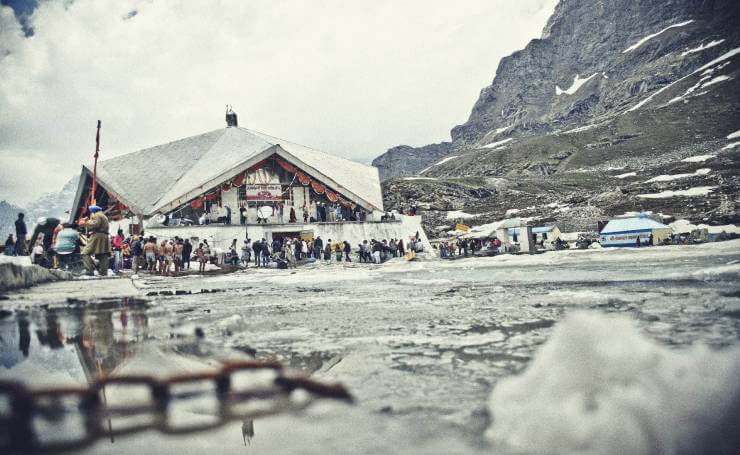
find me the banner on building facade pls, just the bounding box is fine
[245,184,283,201]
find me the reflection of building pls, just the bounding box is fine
[70,109,431,251]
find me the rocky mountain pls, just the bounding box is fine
[372,142,451,180]
[24,176,78,223]
[376,0,740,233]
[0,200,26,244]
[0,176,78,245]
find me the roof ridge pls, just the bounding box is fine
[147,128,229,208]
[237,126,365,168]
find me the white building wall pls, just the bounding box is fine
[146,215,433,256]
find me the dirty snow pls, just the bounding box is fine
[681,154,715,163]
[727,129,740,140]
[433,155,459,166]
[723,142,740,150]
[638,186,716,198]
[644,168,710,183]
[555,73,599,96]
[622,20,694,53]
[482,137,514,149]
[615,171,637,179]
[487,311,740,454]
[681,39,725,57]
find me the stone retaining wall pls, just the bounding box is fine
[0,263,72,293]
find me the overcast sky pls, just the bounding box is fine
[0,0,557,205]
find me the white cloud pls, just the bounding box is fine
[0,0,557,205]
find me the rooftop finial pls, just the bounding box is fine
[225,105,238,127]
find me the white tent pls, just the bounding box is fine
[599,215,672,247]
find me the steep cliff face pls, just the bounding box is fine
[374,0,740,230]
[372,142,451,181]
[450,0,740,149]
[374,0,739,180]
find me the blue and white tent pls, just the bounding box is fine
[599,215,672,247]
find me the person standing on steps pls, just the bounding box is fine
[81,205,111,276]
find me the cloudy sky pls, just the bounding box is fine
[0,0,557,205]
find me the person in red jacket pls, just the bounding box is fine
[112,229,125,274]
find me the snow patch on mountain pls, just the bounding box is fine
[433,156,459,166]
[555,73,600,96]
[622,20,694,53]
[638,186,716,198]
[482,138,513,149]
[644,168,711,183]
[681,39,725,57]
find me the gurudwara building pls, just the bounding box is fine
[70,110,431,252]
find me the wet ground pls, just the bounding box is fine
[1,241,739,454]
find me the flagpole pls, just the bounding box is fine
[90,120,101,206]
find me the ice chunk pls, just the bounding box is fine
[723,142,740,150]
[622,20,694,53]
[487,311,740,454]
[615,171,637,179]
[727,129,740,140]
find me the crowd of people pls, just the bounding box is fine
[438,237,502,258]
[3,206,428,276]
[220,233,426,270]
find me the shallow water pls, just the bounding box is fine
[1,242,739,454]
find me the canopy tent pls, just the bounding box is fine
[599,215,672,247]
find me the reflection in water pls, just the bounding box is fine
[242,420,255,446]
[1,298,262,451]
[1,298,152,384]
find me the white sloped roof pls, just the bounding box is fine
[600,217,670,234]
[88,127,382,215]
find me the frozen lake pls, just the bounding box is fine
[2,241,739,454]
